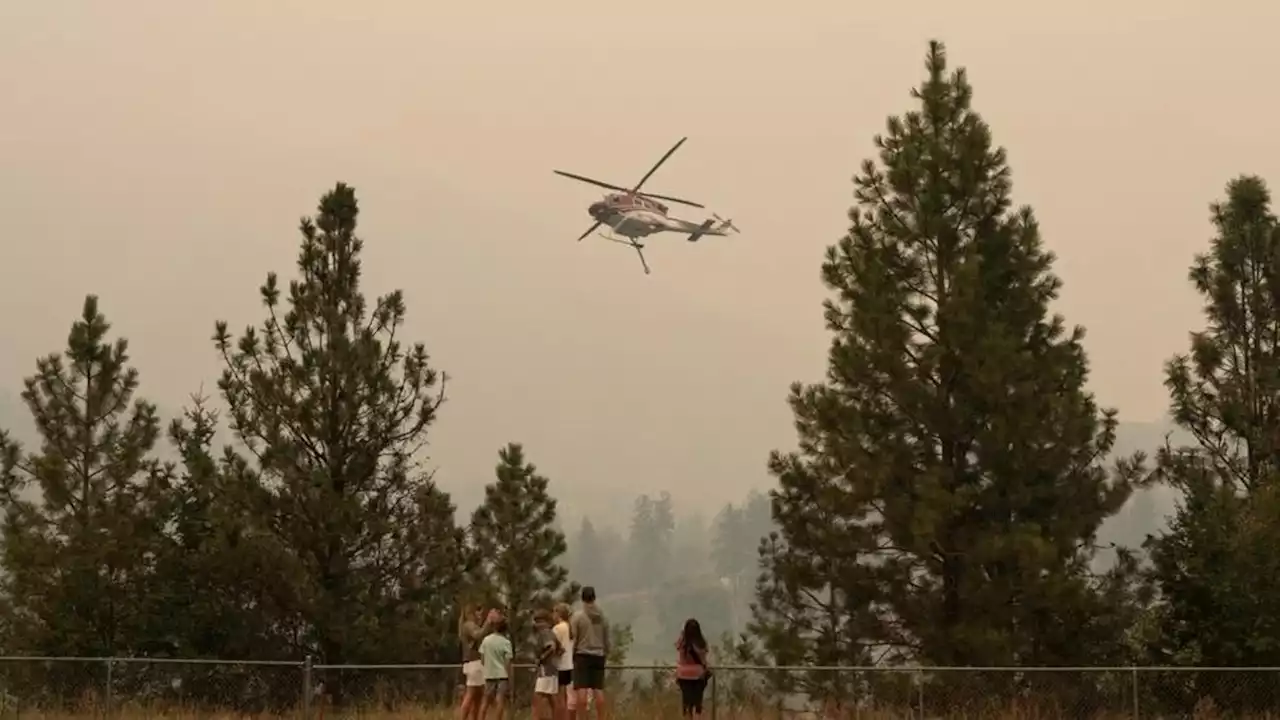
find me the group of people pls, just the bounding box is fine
[456,585,713,719]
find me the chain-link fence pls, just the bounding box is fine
[0,659,1279,718]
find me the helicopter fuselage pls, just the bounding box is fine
[589,193,729,240]
[589,202,667,239]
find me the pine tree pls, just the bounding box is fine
[572,517,605,585]
[147,394,297,661]
[469,442,568,651]
[627,492,674,589]
[711,490,773,581]
[753,41,1141,691]
[213,183,467,675]
[670,510,712,579]
[0,296,169,658]
[1148,176,1280,676]
[746,470,885,707]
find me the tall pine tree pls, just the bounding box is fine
[469,442,568,651]
[1148,176,1280,677]
[572,517,606,586]
[753,42,1141,693]
[0,296,169,658]
[214,183,467,674]
[627,492,674,590]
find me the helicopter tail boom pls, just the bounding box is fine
[687,215,739,242]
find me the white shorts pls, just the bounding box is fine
[534,675,559,695]
[463,660,484,687]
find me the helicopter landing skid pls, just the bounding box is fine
[597,230,652,275]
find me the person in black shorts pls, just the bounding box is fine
[674,618,711,716]
[553,603,575,717]
[569,586,610,720]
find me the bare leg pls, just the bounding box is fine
[458,687,472,720]
[493,694,506,720]
[594,691,610,720]
[463,687,484,720]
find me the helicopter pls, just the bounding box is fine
[553,137,738,275]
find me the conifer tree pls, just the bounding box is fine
[753,41,1140,688]
[745,469,886,707]
[711,490,773,581]
[469,442,568,650]
[214,183,467,673]
[627,492,674,589]
[571,517,606,586]
[147,395,296,661]
[0,296,168,657]
[1148,176,1280,674]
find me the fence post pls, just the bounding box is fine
[1130,667,1139,719]
[709,669,717,720]
[916,669,924,719]
[104,656,114,716]
[302,655,312,720]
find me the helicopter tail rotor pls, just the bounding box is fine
[712,213,739,233]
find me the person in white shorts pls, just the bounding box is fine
[533,609,562,720]
[458,604,499,720]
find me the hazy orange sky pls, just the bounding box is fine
[4,1,1278,523]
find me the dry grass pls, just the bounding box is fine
[4,690,1280,719]
[1,700,1278,719]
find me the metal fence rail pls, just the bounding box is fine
[0,658,1278,718]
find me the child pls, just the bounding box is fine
[552,603,575,720]
[478,618,513,720]
[533,609,562,720]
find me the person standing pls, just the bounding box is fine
[569,586,610,720]
[532,609,562,720]
[458,604,498,720]
[674,618,711,716]
[552,603,575,720]
[478,618,514,720]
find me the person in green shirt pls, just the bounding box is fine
[478,618,514,720]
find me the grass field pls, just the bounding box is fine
[0,699,1271,719]
[1,671,1275,718]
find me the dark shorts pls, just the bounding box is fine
[484,678,509,700]
[557,669,573,687]
[572,652,606,690]
[678,677,708,713]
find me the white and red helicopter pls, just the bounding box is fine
[554,137,738,275]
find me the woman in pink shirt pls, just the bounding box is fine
[674,618,711,716]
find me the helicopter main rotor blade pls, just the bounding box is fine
[576,221,602,242]
[636,191,705,209]
[630,136,687,193]
[554,170,630,194]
